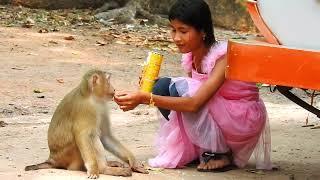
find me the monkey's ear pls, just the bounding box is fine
[92,74,100,86]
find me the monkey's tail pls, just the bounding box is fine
[25,161,54,171]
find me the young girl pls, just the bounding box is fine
[114,0,272,172]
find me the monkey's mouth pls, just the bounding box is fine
[107,94,115,100]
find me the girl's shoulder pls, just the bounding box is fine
[181,41,228,74]
[201,41,228,74]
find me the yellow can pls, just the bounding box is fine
[140,51,164,92]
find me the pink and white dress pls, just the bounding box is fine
[148,41,272,170]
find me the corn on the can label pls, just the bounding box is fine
[140,51,164,92]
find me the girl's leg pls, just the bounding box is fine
[152,77,179,120]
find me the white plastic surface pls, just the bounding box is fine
[258,0,320,50]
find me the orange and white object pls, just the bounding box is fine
[226,0,320,90]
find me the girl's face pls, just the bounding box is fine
[170,19,205,53]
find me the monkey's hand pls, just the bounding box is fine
[87,168,99,179]
[131,161,149,174]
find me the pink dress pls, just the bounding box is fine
[148,41,272,170]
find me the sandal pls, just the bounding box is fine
[197,151,237,172]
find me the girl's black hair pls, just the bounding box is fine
[169,0,216,47]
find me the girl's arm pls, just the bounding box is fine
[115,56,227,112]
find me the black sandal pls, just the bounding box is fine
[197,151,237,172]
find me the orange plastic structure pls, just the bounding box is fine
[227,39,320,90]
[226,0,320,90]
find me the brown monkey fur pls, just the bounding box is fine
[25,69,148,178]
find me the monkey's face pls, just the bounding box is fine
[104,73,115,99]
[91,72,115,100]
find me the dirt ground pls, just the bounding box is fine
[0,25,320,180]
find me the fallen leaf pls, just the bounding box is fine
[95,40,107,46]
[136,145,150,148]
[111,34,121,38]
[56,79,64,83]
[11,67,24,70]
[27,53,38,56]
[311,126,320,129]
[33,89,43,93]
[38,28,49,33]
[146,167,164,172]
[0,121,8,127]
[22,17,35,28]
[245,169,266,175]
[139,19,148,26]
[115,40,127,45]
[302,124,314,127]
[51,28,60,32]
[49,40,58,44]
[64,36,75,40]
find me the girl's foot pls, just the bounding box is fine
[197,152,235,172]
[197,155,230,171]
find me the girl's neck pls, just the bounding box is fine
[192,44,210,72]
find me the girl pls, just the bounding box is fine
[114,0,272,172]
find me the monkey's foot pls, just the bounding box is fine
[132,161,149,174]
[106,161,126,168]
[87,169,99,179]
[102,166,132,177]
[88,174,99,179]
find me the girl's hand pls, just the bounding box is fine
[114,91,146,111]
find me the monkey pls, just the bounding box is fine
[25,69,148,178]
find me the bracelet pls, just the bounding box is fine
[149,93,155,107]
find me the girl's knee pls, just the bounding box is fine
[152,77,171,96]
